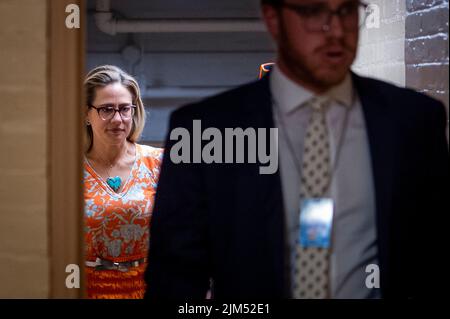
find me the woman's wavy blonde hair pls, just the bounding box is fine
[83,65,146,153]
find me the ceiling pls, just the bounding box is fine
[86,0,275,88]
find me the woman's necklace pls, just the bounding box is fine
[102,158,122,192]
[97,149,127,193]
[87,144,133,193]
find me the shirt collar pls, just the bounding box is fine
[270,65,354,114]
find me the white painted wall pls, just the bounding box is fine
[353,0,406,87]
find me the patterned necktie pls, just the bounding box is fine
[293,96,332,299]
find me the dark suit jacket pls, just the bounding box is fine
[145,73,449,299]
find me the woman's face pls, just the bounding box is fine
[87,82,134,148]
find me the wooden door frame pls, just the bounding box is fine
[48,0,85,298]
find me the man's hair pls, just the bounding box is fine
[261,0,283,6]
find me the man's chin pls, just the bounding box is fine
[315,69,348,88]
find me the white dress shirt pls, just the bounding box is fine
[270,66,381,298]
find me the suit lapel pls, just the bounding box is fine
[239,76,288,296]
[352,73,397,296]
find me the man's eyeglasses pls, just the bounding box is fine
[280,0,369,32]
[89,104,136,121]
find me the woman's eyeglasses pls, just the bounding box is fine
[89,104,136,121]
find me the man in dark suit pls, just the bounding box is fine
[145,0,448,299]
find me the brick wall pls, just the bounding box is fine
[353,0,449,113]
[405,0,449,111]
[0,0,49,297]
[353,0,406,87]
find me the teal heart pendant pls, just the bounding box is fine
[106,176,122,192]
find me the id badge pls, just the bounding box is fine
[298,198,334,248]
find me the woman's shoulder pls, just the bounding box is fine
[136,143,163,167]
[137,143,163,156]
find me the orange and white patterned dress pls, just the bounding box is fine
[84,144,163,299]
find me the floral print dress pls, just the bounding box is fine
[84,144,163,299]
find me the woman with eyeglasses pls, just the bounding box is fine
[83,65,163,298]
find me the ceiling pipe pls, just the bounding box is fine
[142,87,229,100]
[95,0,266,36]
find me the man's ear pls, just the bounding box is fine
[261,4,280,42]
